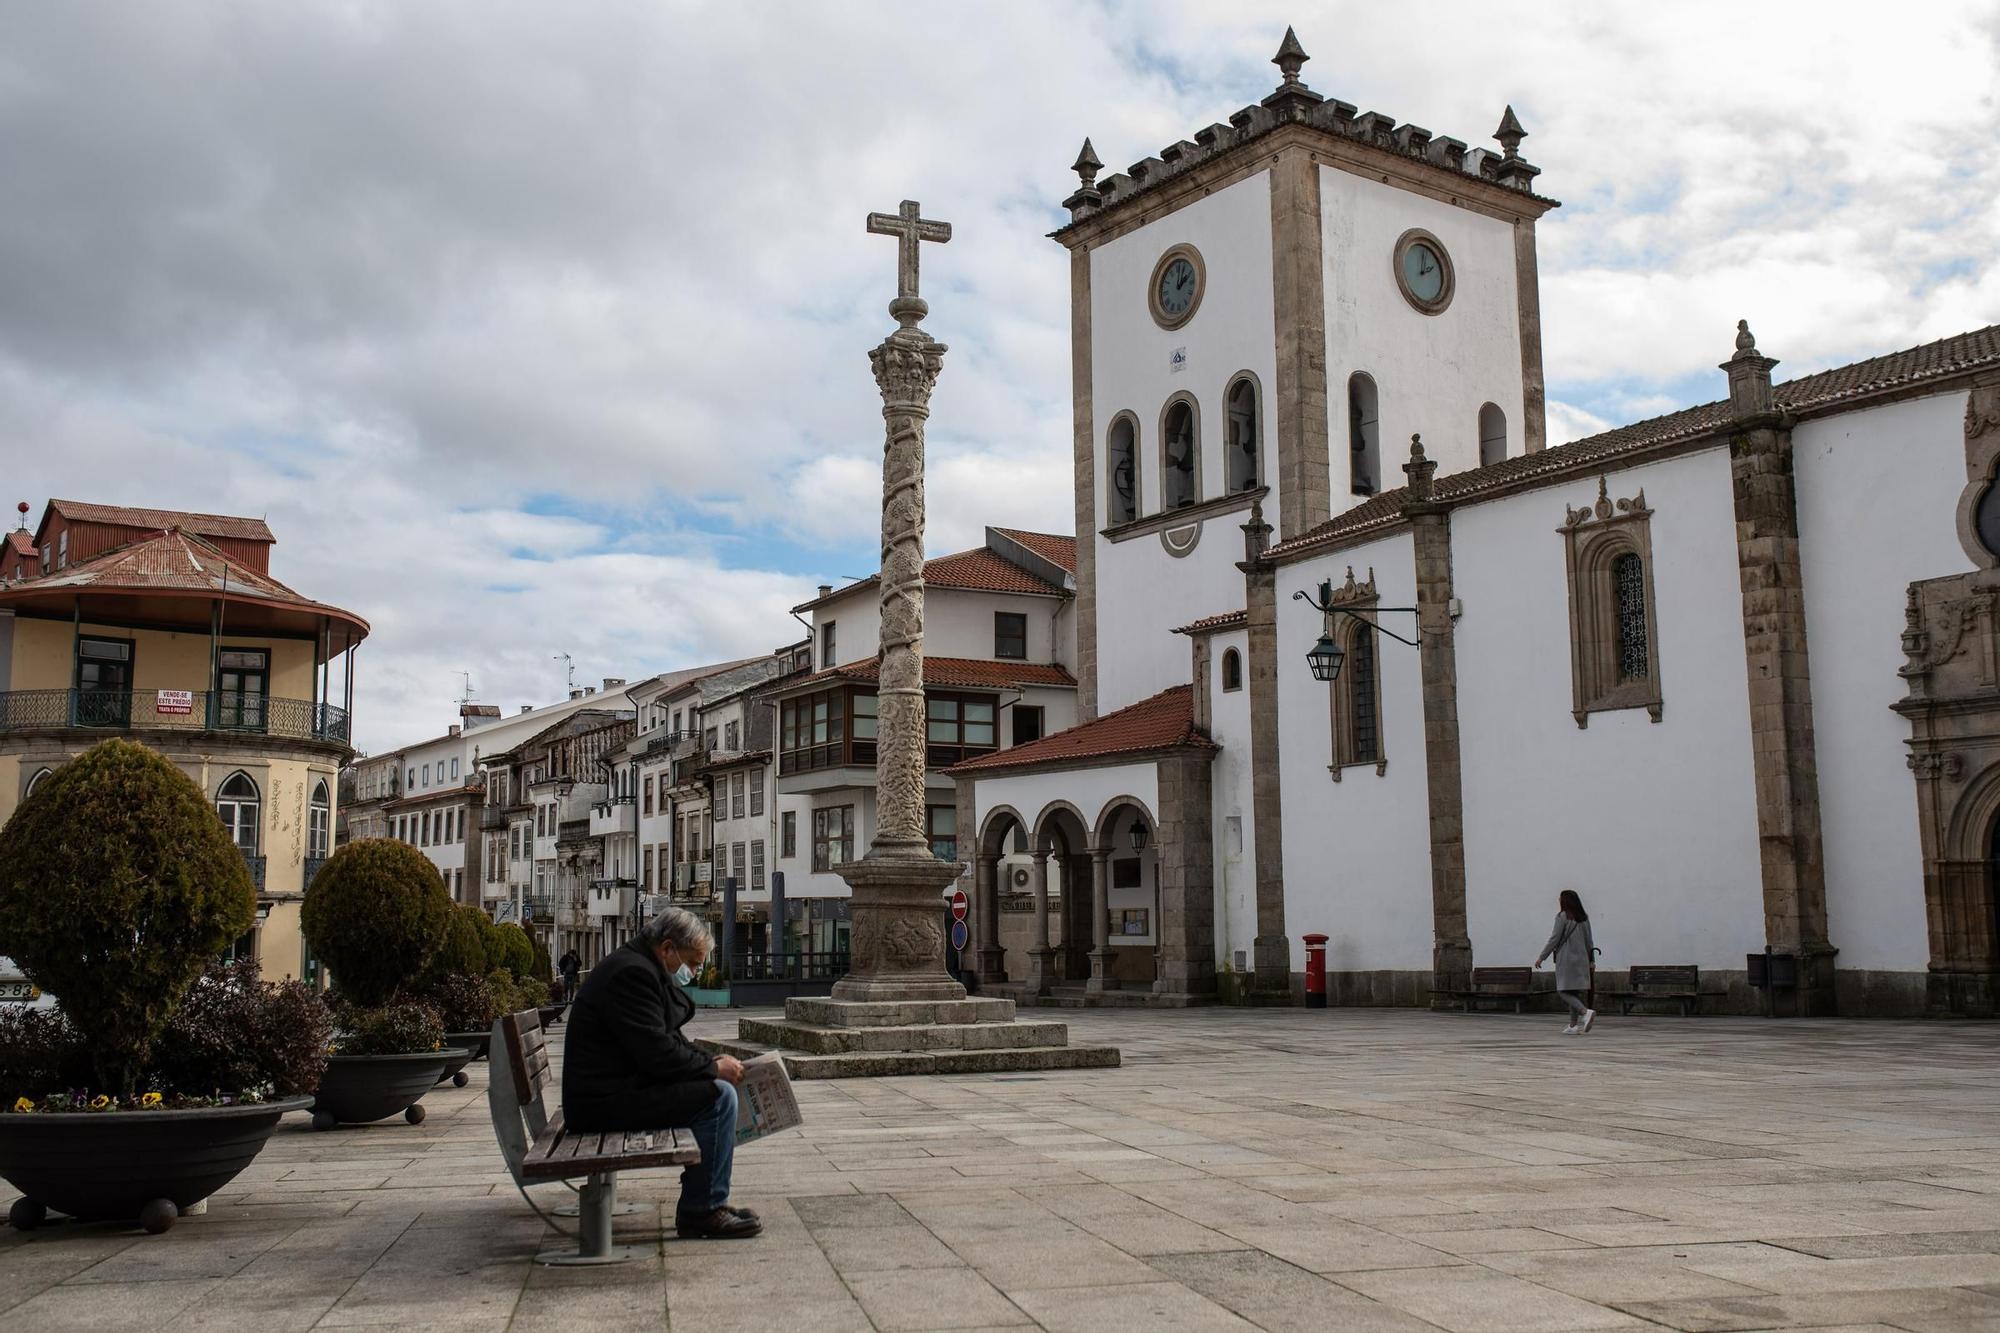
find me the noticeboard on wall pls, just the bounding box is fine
[1119,909,1149,937]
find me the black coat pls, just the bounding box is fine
[560,941,720,1132]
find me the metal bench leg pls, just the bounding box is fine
[535,1172,643,1266]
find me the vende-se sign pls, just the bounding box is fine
[156,690,195,715]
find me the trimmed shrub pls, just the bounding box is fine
[530,935,553,985]
[0,738,256,1096]
[421,903,489,986]
[301,839,451,1008]
[495,923,534,979]
[150,959,334,1100]
[334,1002,444,1058]
[473,910,508,974]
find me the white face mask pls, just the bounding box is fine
[673,962,695,987]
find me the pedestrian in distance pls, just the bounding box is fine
[557,947,581,999]
[1533,890,1596,1035]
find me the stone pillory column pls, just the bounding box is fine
[832,199,967,1004]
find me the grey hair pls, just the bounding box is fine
[638,907,711,954]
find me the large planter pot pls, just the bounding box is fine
[435,1047,475,1088]
[686,986,730,1008]
[537,1004,567,1028]
[310,1051,457,1130]
[0,1096,311,1234]
[444,1031,492,1062]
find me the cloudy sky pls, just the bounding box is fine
[4,1,1996,753]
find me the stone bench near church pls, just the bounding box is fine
[1600,964,1702,1016]
[1444,966,1537,1013]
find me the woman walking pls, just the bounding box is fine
[1534,890,1596,1035]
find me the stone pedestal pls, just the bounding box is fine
[1087,947,1117,994]
[829,856,966,1003]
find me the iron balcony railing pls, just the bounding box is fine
[239,851,267,893]
[730,949,849,982]
[303,856,327,891]
[0,689,350,745]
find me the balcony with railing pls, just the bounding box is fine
[0,689,351,746]
[303,856,327,891]
[239,851,267,893]
[589,801,635,839]
[589,878,636,920]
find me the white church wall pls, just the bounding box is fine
[1273,530,1432,975]
[1452,447,1765,973]
[1091,171,1277,715]
[1319,166,1525,494]
[1794,388,1972,975]
[1203,627,1257,971]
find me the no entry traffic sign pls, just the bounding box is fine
[949,889,969,921]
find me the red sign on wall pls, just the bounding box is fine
[156,690,194,715]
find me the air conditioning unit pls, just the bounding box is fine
[1011,866,1031,889]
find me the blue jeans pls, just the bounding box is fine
[677,1079,737,1219]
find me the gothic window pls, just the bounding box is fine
[1107,414,1140,525]
[1560,476,1663,726]
[309,780,331,859]
[1226,375,1261,493]
[23,768,52,799]
[1160,396,1199,510]
[1221,648,1243,693]
[1479,402,1507,467]
[1348,373,1380,497]
[216,772,261,856]
[1325,568,1387,778]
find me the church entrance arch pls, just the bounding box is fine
[1033,803,1094,985]
[973,806,1027,985]
[1094,798,1160,989]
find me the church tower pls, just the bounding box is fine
[1054,29,1558,718]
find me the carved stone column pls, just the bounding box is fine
[1026,848,1055,996]
[975,854,1007,984]
[1087,846,1114,993]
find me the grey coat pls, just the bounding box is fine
[1539,913,1595,992]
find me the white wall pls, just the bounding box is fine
[926,589,1070,666]
[811,589,878,672]
[1091,171,1277,715]
[1273,531,1433,974]
[1320,167,1525,491]
[1795,389,1971,973]
[1453,448,1765,972]
[1203,628,1257,970]
[971,762,1159,856]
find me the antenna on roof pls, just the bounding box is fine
[456,671,478,706]
[554,653,575,692]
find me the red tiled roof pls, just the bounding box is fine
[792,538,1071,612]
[1269,323,2000,560]
[1175,609,1247,635]
[3,531,33,559]
[47,499,274,544]
[992,529,1077,574]
[788,656,1076,692]
[947,686,1214,775]
[0,527,364,628]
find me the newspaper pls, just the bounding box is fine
[733,1052,803,1144]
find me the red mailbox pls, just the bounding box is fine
[1303,933,1328,1009]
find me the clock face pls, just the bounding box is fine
[1402,242,1445,302]
[1157,257,1198,316]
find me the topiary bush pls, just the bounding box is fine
[149,959,334,1101]
[334,1002,444,1058]
[495,923,534,979]
[0,1008,87,1104]
[0,738,256,1096]
[301,839,451,1008]
[530,935,553,985]
[421,903,489,987]
[420,972,497,1033]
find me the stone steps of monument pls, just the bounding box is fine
[699,1035,1121,1080]
[783,997,1018,1028]
[735,1016,1075,1055]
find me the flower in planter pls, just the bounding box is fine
[140,1092,161,1108]
[11,1097,32,1114]
[88,1095,111,1111]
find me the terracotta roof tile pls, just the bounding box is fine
[47,500,274,544]
[1268,323,2000,560]
[3,531,33,559]
[792,539,1071,612]
[947,685,1214,775]
[991,529,1077,574]
[1175,609,1247,635]
[0,527,360,628]
[787,656,1076,692]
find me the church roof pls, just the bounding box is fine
[785,656,1076,693]
[1175,609,1248,636]
[946,685,1214,776]
[1269,322,2000,561]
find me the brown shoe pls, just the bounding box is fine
[725,1203,760,1222]
[676,1207,761,1240]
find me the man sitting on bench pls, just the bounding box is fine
[562,908,758,1240]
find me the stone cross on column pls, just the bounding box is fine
[831,199,966,1003]
[865,199,952,320]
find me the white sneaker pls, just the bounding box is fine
[1581,1010,1596,1033]
[1560,1024,1578,1036]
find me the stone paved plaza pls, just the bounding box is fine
[6,1008,2000,1330]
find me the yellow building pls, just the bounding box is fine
[0,501,368,984]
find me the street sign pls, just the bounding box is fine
[949,889,968,921]
[950,919,969,952]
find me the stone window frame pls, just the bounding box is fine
[1347,372,1381,497]
[1478,401,1507,467]
[1220,647,1243,693]
[1105,410,1142,527]
[1561,476,1664,727]
[1325,566,1389,780]
[1224,371,1264,495]
[1158,391,1203,513]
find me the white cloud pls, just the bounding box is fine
[1,1,1993,748]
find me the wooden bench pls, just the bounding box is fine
[1444,967,1537,1013]
[1601,965,1701,1016]
[487,1008,699,1265]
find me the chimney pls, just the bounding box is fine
[519,704,535,714]
[602,677,625,691]
[817,584,833,598]
[448,724,461,738]
[569,688,585,700]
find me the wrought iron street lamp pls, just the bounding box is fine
[1129,821,1150,853]
[1291,579,1422,683]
